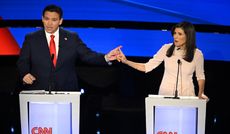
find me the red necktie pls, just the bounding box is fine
[49,35,57,67]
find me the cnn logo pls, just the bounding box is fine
[157,131,178,134]
[31,127,52,134]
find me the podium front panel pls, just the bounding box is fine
[29,102,72,134]
[145,95,206,134]
[154,106,197,134]
[19,91,81,134]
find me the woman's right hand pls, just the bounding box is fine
[117,48,127,63]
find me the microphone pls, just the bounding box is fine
[48,54,55,94]
[51,54,54,63]
[164,59,181,99]
[173,59,181,99]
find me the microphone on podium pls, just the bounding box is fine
[173,59,181,99]
[51,54,54,62]
[164,59,181,99]
[49,54,55,94]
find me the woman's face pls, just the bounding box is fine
[173,28,187,48]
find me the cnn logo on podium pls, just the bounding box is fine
[31,127,52,134]
[157,131,178,134]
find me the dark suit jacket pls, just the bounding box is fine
[17,28,107,91]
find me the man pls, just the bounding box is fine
[17,4,121,91]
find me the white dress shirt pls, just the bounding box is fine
[45,29,60,57]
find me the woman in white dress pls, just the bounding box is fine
[118,21,208,99]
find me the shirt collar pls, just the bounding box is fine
[45,28,59,37]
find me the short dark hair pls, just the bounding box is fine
[42,4,63,19]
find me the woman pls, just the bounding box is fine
[118,21,208,99]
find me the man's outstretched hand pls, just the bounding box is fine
[105,45,122,61]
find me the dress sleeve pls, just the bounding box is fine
[195,49,205,80]
[144,44,169,73]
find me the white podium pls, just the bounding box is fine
[145,95,207,134]
[19,91,81,134]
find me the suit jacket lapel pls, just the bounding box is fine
[56,29,66,69]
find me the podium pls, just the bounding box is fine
[19,91,81,134]
[145,95,207,134]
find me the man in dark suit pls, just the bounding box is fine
[17,4,121,91]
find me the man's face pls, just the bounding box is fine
[42,11,63,34]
